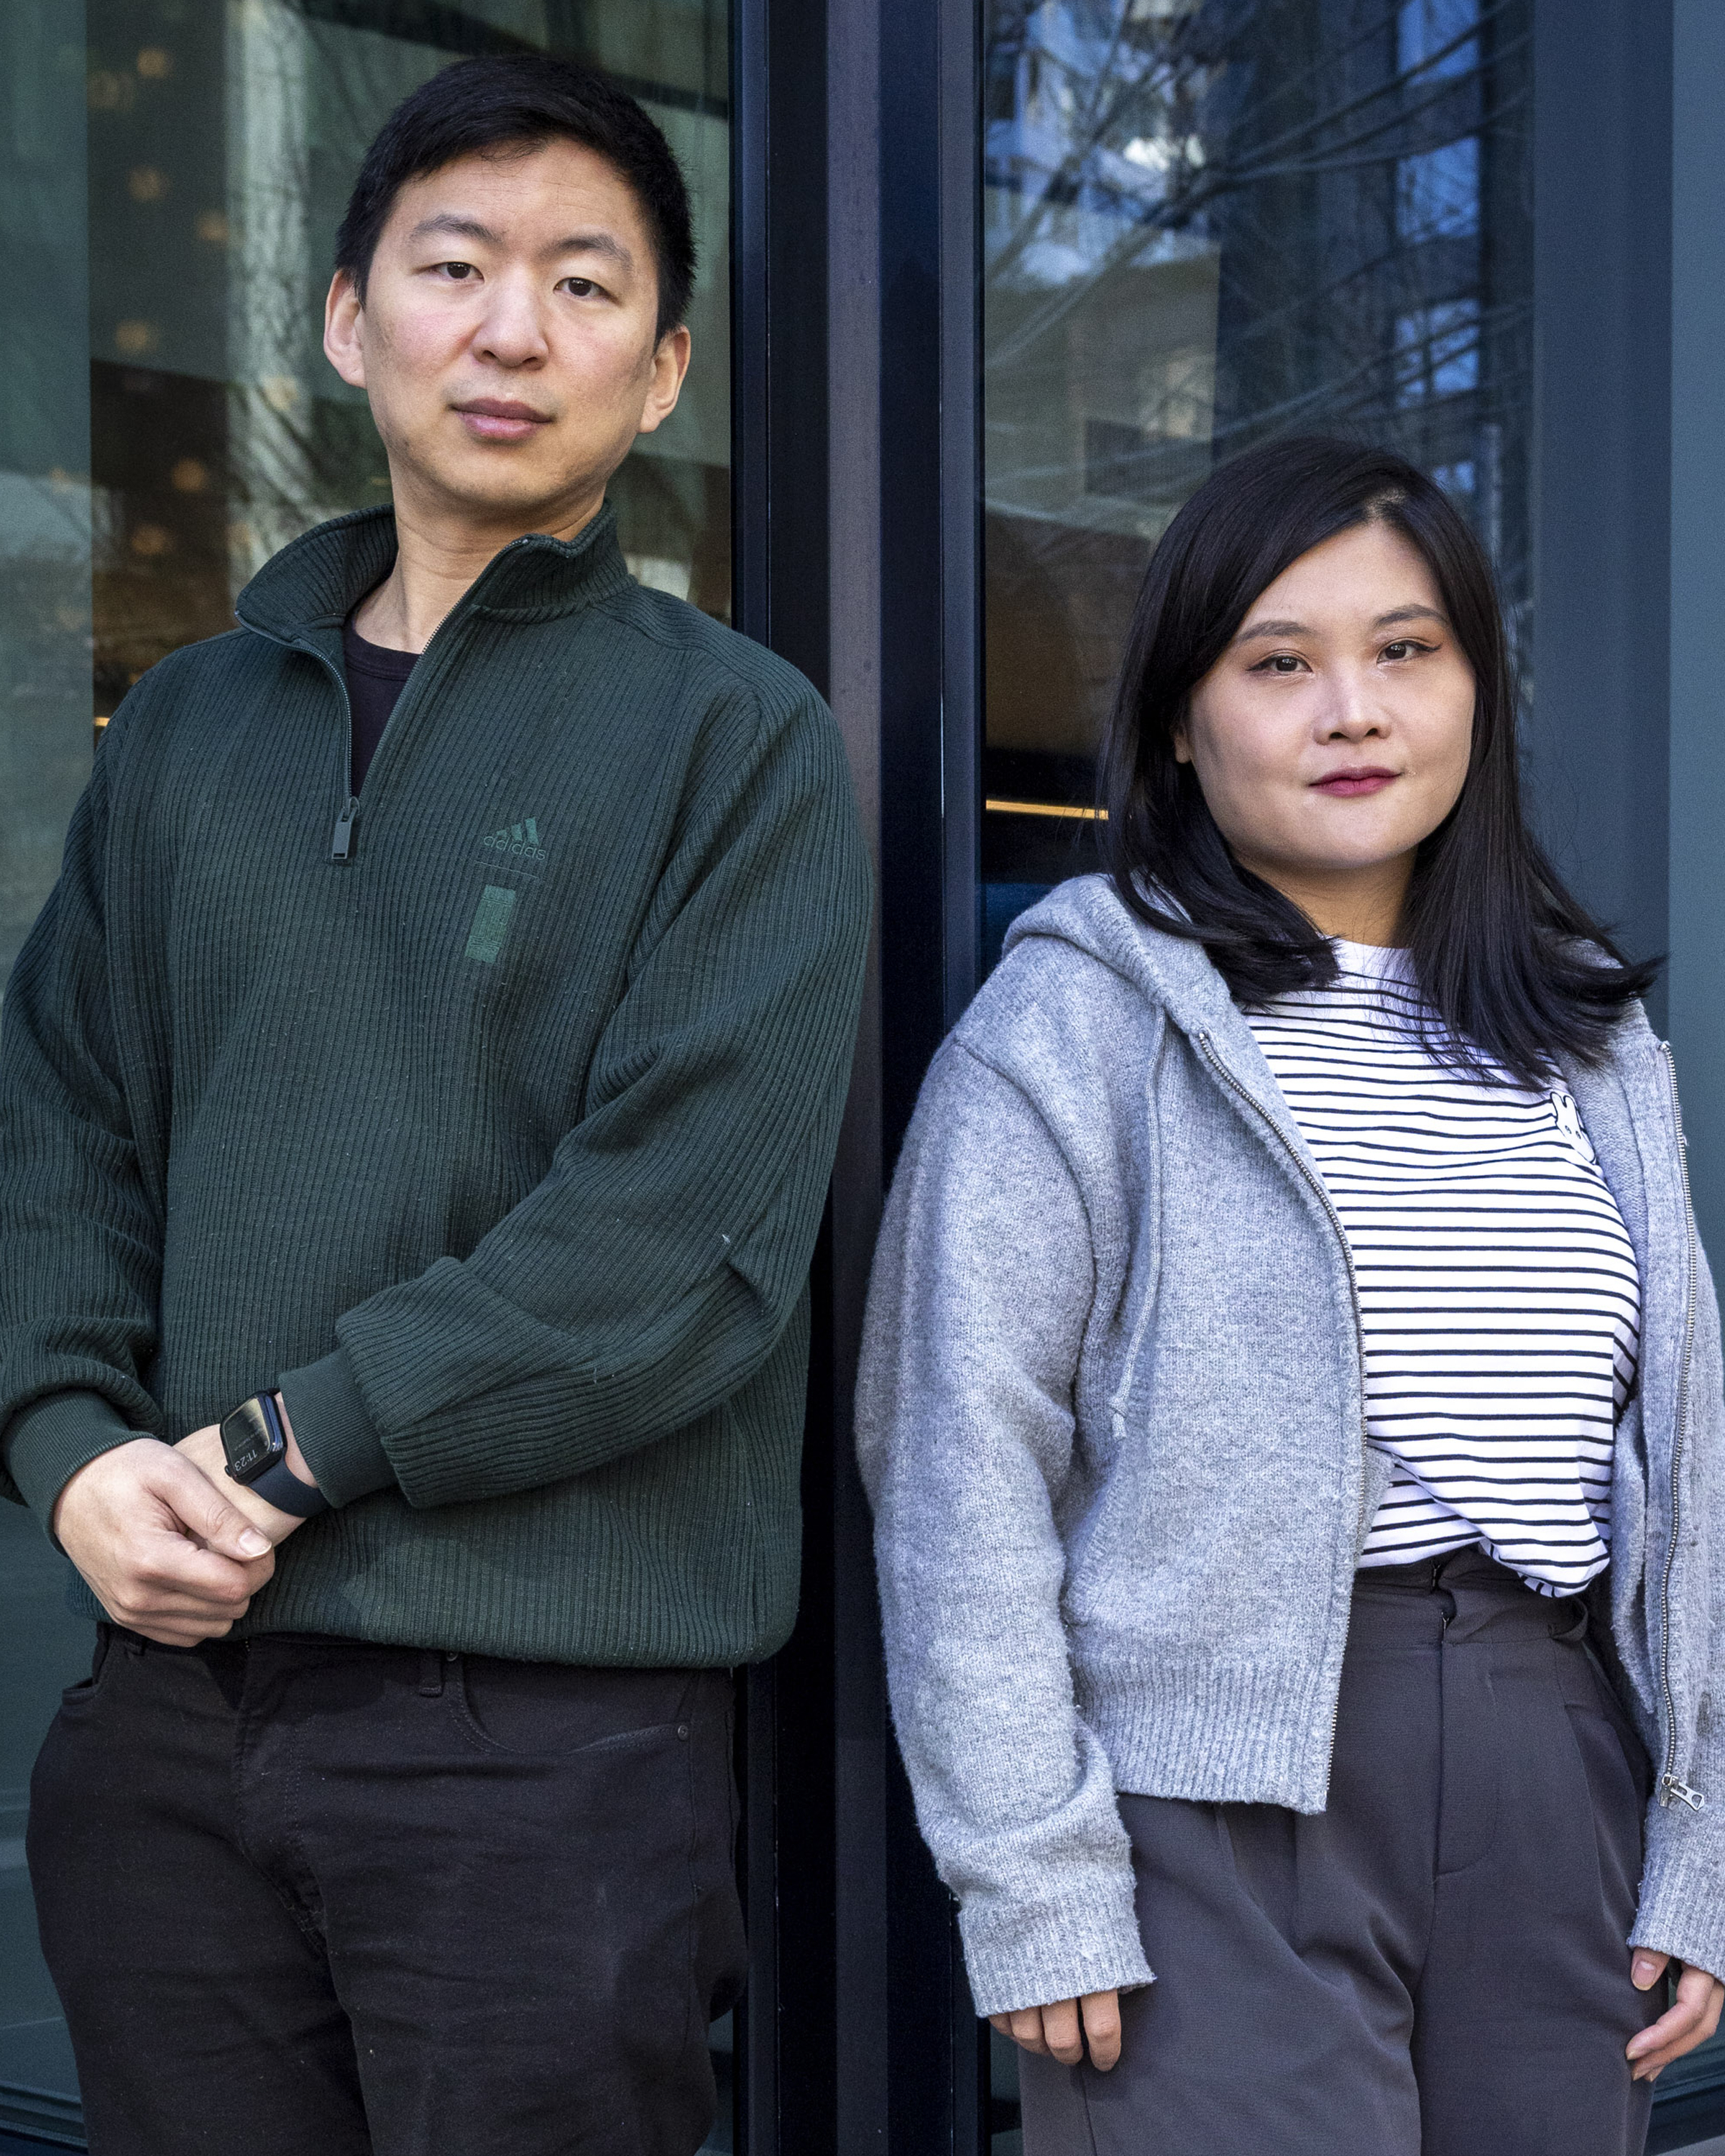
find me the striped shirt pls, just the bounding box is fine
[1245,941,1640,1595]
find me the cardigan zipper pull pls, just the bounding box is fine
[331,796,360,863]
[1662,1774,1706,1811]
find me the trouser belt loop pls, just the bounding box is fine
[418,1650,444,1699]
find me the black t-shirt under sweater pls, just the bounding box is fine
[342,618,418,791]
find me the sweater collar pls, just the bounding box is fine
[233,499,634,645]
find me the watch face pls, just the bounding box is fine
[227,1432,272,1475]
[221,1397,282,1483]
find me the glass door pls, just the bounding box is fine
[1,3,732,2145]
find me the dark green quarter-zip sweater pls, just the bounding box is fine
[0,504,872,1665]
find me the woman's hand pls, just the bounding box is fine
[989,1990,1121,2071]
[1627,1950,1725,2080]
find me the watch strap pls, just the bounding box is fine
[244,1449,329,1519]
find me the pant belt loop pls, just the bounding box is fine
[418,1649,444,1698]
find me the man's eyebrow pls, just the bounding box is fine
[407,213,502,247]
[405,214,635,272]
[542,230,635,269]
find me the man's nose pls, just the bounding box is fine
[474,277,549,366]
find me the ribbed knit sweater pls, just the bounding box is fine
[0,503,872,1665]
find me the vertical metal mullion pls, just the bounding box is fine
[730,0,769,652]
[733,0,840,2150]
[939,0,983,1038]
[826,0,891,2139]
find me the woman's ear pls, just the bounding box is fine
[1172,727,1192,766]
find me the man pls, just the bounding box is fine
[0,54,869,2156]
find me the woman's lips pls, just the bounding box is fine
[1310,768,1399,798]
[455,401,551,443]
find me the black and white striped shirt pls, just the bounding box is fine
[1246,942,1640,1596]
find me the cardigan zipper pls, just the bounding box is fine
[1196,1030,1371,1487]
[1197,1029,1370,1769]
[1657,1042,1704,1810]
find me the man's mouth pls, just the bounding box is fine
[453,399,553,443]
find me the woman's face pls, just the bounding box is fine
[1174,519,1476,940]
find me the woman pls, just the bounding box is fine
[857,436,1725,2155]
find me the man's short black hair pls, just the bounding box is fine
[336,55,696,342]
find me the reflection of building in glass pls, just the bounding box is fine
[981,0,1532,865]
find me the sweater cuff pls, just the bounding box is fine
[277,1347,396,1508]
[957,1875,1156,2020]
[1632,1833,1725,1984]
[2,1391,140,1527]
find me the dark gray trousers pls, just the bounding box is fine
[1020,1550,1662,2156]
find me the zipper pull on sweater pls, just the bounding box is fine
[331,796,360,863]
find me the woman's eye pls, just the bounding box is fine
[1380,639,1431,662]
[1254,653,1306,674]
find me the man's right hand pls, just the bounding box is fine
[51,1439,277,1646]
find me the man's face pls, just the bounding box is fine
[324,138,689,532]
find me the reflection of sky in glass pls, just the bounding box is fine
[1395,300,1481,405]
[1398,0,1481,78]
[1397,136,1481,241]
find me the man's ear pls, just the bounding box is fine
[635,323,691,438]
[323,268,367,391]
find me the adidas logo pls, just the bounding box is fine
[479,817,548,875]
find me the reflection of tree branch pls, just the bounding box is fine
[985,27,1527,379]
[986,0,1526,331]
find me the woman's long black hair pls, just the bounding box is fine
[1099,435,1656,1086]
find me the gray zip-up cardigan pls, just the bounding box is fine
[856,875,1725,2019]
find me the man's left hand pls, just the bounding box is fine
[1628,1950,1725,2080]
[175,1401,317,1547]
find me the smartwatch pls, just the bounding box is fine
[219,1392,328,1519]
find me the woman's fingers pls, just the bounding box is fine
[986,2007,1052,2057]
[1081,1989,1123,2070]
[989,1993,1124,2070]
[1039,1998,1084,2064]
[1628,1961,1725,2079]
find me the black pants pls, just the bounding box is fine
[27,1628,746,2156]
[1020,1550,1663,2156]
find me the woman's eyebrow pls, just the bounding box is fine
[1233,603,1450,646]
[1373,604,1449,629]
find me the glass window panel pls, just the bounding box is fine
[1,4,731,2145]
[980,0,1532,941]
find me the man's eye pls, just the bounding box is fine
[561,277,597,298]
[439,262,477,280]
